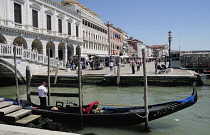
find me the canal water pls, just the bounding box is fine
[0,84,209,135]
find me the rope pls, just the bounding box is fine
[129,109,149,119]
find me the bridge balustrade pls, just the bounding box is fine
[0,44,63,68]
[22,50,31,60]
[37,54,44,63]
[30,52,38,62]
[0,44,23,57]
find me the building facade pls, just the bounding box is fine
[146,45,152,58]
[107,23,124,56]
[150,45,168,58]
[127,37,148,58]
[0,0,83,66]
[127,44,137,57]
[119,29,128,57]
[60,0,109,58]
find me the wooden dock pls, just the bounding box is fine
[0,98,41,125]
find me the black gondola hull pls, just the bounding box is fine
[1,83,197,126]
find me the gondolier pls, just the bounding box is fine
[37,82,48,109]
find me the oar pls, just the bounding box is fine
[98,104,144,107]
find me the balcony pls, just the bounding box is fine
[33,27,39,32]
[83,36,89,41]
[14,22,23,28]
[46,30,53,35]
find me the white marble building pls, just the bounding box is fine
[120,29,128,57]
[59,0,109,58]
[0,0,83,66]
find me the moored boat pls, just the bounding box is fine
[0,83,197,126]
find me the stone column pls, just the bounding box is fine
[40,4,45,33]
[25,0,30,30]
[5,0,12,26]
[72,18,75,40]
[27,37,33,50]
[63,44,67,66]
[54,41,59,58]
[53,9,57,36]
[63,14,67,35]
[42,40,48,56]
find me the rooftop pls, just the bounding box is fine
[150,45,167,48]
[59,0,100,17]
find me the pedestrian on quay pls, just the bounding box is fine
[91,60,94,70]
[109,61,114,71]
[86,59,89,67]
[154,59,158,74]
[131,59,136,74]
[72,62,76,70]
[129,59,132,70]
[37,82,48,109]
[136,60,141,71]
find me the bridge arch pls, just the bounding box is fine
[0,58,25,85]
[32,39,43,54]
[46,41,55,58]
[13,37,27,49]
[0,34,7,43]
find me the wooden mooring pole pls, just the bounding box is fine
[26,66,31,102]
[54,63,59,84]
[117,63,120,85]
[47,48,51,105]
[13,46,20,105]
[76,44,83,127]
[142,49,149,131]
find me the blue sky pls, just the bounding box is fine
[54,0,210,51]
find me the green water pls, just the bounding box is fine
[0,85,209,135]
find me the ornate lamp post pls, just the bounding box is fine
[107,21,111,56]
[168,31,172,68]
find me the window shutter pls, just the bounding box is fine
[32,10,38,27]
[76,26,79,37]
[58,19,62,33]
[47,15,51,30]
[14,3,22,23]
[68,22,71,35]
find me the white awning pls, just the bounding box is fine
[120,56,129,58]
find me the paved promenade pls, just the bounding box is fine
[39,62,196,76]
[0,124,79,135]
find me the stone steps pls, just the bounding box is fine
[0,100,41,125]
[0,105,22,115]
[0,101,13,108]
[5,109,32,122]
[15,115,41,125]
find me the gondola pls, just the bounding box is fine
[1,83,197,126]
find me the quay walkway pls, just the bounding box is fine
[0,124,79,135]
[38,62,196,76]
[32,62,200,86]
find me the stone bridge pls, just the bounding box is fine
[0,43,63,86]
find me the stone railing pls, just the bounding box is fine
[0,43,23,57]
[0,43,63,68]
